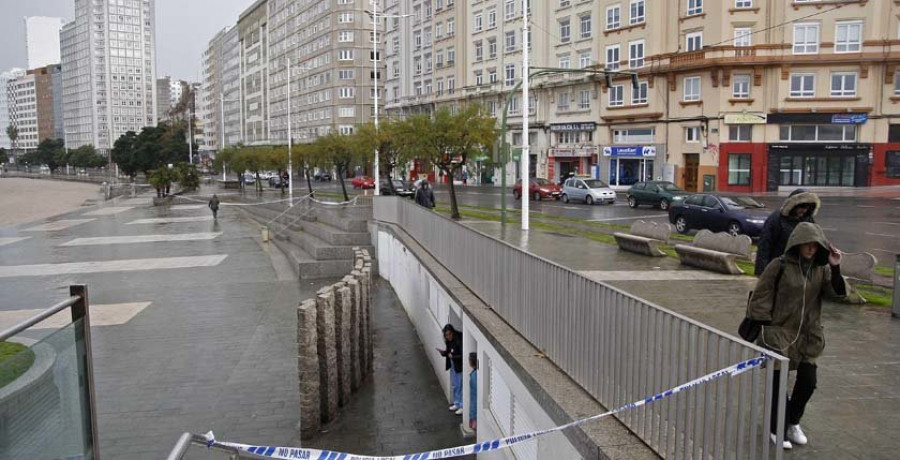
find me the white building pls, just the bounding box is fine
[24,17,66,70]
[6,73,39,151]
[61,0,158,153]
[0,68,26,150]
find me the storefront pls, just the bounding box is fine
[600,145,659,189]
[547,122,597,182]
[767,143,870,189]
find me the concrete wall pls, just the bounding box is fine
[375,230,581,460]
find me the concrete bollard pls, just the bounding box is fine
[315,288,339,423]
[297,300,320,436]
[344,276,362,390]
[361,265,374,374]
[351,270,367,377]
[333,283,352,407]
[261,226,270,242]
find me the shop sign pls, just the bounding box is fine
[549,122,597,132]
[831,113,868,124]
[769,143,869,151]
[724,113,767,124]
[550,146,599,157]
[602,145,656,157]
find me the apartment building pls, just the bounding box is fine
[1,69,26,150]
[7,73,38,151]
[239,0,270,145]
[61,0,158,153]
[222,27,242,148]
[200,29,226,151]
[33,64,65,142]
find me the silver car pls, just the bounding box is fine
[562,178,616,205]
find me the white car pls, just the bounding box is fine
[562,178,616,205]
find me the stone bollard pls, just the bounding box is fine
[351,270,367,377]
[333,283,352,407]
[315,288,339,423]
[343,276,362,390]
[361,265,374,374]
[297,300,320,436]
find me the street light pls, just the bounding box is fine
[365,4,413,196]
[283,58,295,206]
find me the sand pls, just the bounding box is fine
[0,178,101,227]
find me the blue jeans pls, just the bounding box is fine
[450,367,463,407]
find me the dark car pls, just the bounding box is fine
[627,181,690,210]
[513,178,562,201]
[380,179,414,198]
[314,171,332,181]
[668,194,769,237]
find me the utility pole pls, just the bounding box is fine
[520,0,530,231]
[188,86,194,164]
[287,58,293,206]
[372,0,380,196]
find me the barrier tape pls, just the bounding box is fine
[204,356,768,460]
[171,194,312,207]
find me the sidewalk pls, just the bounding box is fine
[465,221,900,460]
[295,280,472,458]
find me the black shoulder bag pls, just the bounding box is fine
[739,257,785,342]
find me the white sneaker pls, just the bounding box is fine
[455,408,463,415]
[787,424,808,445]
[770,433,792,450]
[448,404,459,411]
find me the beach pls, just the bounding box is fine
[0,178,100,227]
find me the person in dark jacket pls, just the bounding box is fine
[208,194,220,220]
[436,324,463,415]
[754,189,820,276]
[415,180,436,209]
[747,222,848,449]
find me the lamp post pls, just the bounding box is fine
[521,0,530,230]
[286,58,294,206]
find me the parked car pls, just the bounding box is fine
[513,178,562,201]
[561,178,616,205]
[314,171,332,181]
[351,175,375,189]
[668,194,769,237]
[380,179,415,197]
[243,174,256,185]
[627,181,690,210]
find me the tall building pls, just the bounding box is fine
[0,68,26,150]
[221,27,241,148]
[157,76,173,120]
[238,0,269,145]
[200,28,226,153]
[61,0,158,153]
[24,17,66,70]
[33,64,64,142]
[7,65,68,151]
[6,72,38,151]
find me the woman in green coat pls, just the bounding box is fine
[747,222,848,449]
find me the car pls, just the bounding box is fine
[351,175,375,189]
[562,178,616,205]
[668,194,769,237]
[243,174,256,185]
[380,179,415,197]
[314,171,332,181]
[627,181,690,210]
[513,178,562,201]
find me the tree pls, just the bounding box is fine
[0,148,7,164]
[69,145,106,169]
[289,142,324,194]
[315,132,372,202]
[357,120,413,194]
[401,106,496,219]
[174,163,200,190]
[6,124,18,155]
[111,131,140,178]
[23,138,67,172]
[148,166,175,197]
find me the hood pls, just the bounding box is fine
[780,191,820,218]
[785,222,830,266]
[442,324,458,335]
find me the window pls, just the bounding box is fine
[632,81,648,104]
[339,125,354,135]
[436,23,443,38]
[448,77,456,93]
[605,45,620,71]
[505,31,516,52]
[835,21,862,53]
[392,36,400,53]
[735,0,752,7]
[630,0,645,25]
[559,18,571,42]
[339,31,354,42]
[734,28,752,47]
[686,32,702,52]
[339,87,354,98]
[687,0,702,15]
[685,126,701,142]
[895,72,900,95]
[728,154,751,185]
[488,9,496,29]
[339,107,355,117]
[415,57,422,74]
[414,31,422,49]
[579,89,590,109]
[789,73,815,97]
[614,128,655,143]
[505,0,515,20]
[733,74,751,98]
[339,69,355,80]
[886,151,900,178]
[338,12,354,23]
[448,18,455,35]
[779,124,856,142]
[793,23,819,54]
[475,71,483,85]
[609,85,624,107]
[475,40,483,61]
[488,38,497,58]
[447,47,456,64]
[558,55,570,68]
[489,68,498,83]
[557,91,570,110]
[629,40,644,68]
[505,63,515,86]
[729,125,752,142]
[580,15,592,39]
[474,14,482,32]
[338,49,354,60]
[830,72,857,97]
[683,76,701,101]
[580,52,591,68]
[606,5,621,30]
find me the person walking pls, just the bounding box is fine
[208,194,220,220]
[436,324,463,415]
[415,180,436,209]
[746,222,848,449]
[468,352,478,430]
[755,189,820,275]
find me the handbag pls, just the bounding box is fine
[739,257,784,342]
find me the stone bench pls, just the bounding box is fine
[840,252,877,283]
[675,230,752,275]
[613,220,673,257]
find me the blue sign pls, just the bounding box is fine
[831,113,867,124]
[603,146,656,157]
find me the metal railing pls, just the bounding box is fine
[0,285,99,460]
[374,197,789,459]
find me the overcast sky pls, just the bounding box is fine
[0,0,250,81]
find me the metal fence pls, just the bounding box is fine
[374,196,789,459]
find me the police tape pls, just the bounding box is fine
[171,194,314,207]
[203,355,768,460]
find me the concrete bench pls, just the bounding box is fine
[675,230,752,275]
[613,220,672,257]
[840,252,877,283]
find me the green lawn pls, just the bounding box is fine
[875,266,895,278]
[0,341,35,389]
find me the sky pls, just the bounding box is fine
[0,0,250,81]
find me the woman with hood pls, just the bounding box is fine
[754,190,820,275]
[436,324,464,415]
[747,222,848,449]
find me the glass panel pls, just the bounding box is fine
[827,156,842,185]
[814,156,827,185]
[780,155,793,185]
[818,125,843,141]
[643,160,654,181]
[0,319,94,459]
[792,126,817,141]
[842,156,856,185]
[802,156,813,185]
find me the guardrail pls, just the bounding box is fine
[374,197,789,459]
[0,285,99,459]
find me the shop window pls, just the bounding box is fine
[887,151,900,178]
[729,125,752,142]
[889,124,900,142]
[728,154,751,185]
[779,124,856,142]
[613,128,654,143]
